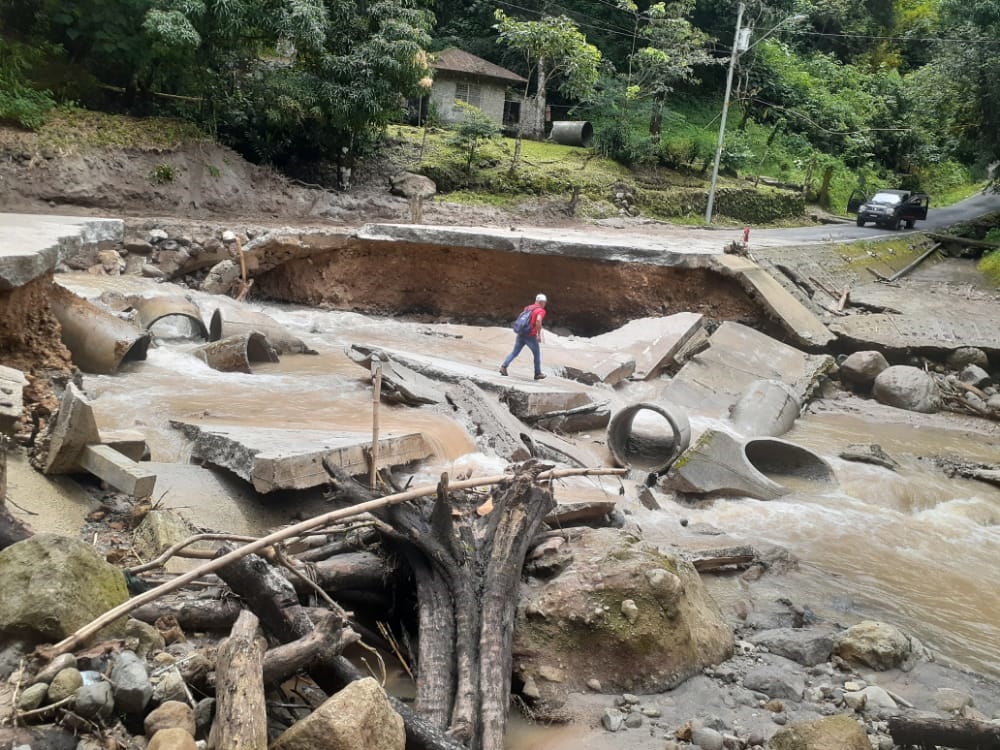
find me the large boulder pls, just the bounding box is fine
[269,677,404,750]
[512,528,733,707]
[839,351,889,390]
[769,715,870,750]
[871,365,941,413]
[834,620,913,670]
[0,534,129,643]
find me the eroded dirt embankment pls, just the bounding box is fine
[0,275,74,427]
[252,240,764,336]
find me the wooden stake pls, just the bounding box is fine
[370,358,382,490]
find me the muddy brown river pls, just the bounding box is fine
[10,272,999,748]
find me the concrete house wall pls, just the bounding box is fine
[429,74,510,126]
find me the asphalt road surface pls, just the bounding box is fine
[747,188,1000,248]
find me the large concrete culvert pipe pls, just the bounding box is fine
[664,430,836,500]
[51,285,151,374]
[549,121,594,148]
[607,403,692,473]
[133,296,209,340]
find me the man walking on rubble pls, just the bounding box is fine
[500,293,548,380]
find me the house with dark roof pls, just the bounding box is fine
[426,48,528,128]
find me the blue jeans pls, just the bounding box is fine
[502,334,541,377]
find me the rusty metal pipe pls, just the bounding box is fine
[51,285,150,374]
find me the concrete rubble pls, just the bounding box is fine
[39,384,156,498]
[0,365,27,436]
[587,313,705,380]
[662,321,835,423]
[348,343,608,423]
[170,421,433,493]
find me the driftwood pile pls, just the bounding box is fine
[7,461,623,750]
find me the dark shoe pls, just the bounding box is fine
[534,373,546,380]
[499,365,508,376]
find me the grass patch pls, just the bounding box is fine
[22,107,207,153]
[979,248,1000,286]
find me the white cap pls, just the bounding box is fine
[535,293,547,302]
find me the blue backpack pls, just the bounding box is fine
[512,307,533,335]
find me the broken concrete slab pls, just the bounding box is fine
[588,313,705,380]
[545,499,618,527]
[444,380,534,461]
[171,421,432,493]
[0,213,124,290]
[140,462,337,536]
[713,254,836,349]
[831,282,1000,354]
[530,430,606,469]
[41,384,157,498]
[0,365,27,436]
[555,349,634,387]
[346,346,445,405]
[349,342,604,422]
[662,322,835,422]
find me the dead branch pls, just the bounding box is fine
[208,610,268,750]
[38,465,624,660]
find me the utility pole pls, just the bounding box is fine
[705,2,746,225]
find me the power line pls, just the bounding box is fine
[789,29,1000,46]
[493,0,641,41]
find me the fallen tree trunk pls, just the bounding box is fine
[888,713,1000,749]
[262,609,358,686]
[131,595,242,631]
[325,460,557,750]
[208,609,268,750]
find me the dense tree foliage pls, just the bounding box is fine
[0,0,432,163]
[1,0,997,191]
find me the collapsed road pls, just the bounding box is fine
[1,209,999,750]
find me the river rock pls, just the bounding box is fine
[270,676,404,750]
[871,366,941,413]
[833,620,912,670]
[111,650,153,714]
[959,364,992,389]
[0,534,129,643]
[17,682,48,710]
[947,347,989,369]
[769,714,869,749]
[47,667,83,703]
[690,726,724,750]
[742,664,805,700]
[513,528,733,709]
[389,172,436,199]
[75,680,115,721]
[147,727,197,750]
[747,628,835,666]
[125,617,166,659]
[839,351,889,389]
[935,687,974,712]
[145,700,196,737]
[601,708,625,731]
[33,653,77,684]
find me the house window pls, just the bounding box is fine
[455,82,482,108]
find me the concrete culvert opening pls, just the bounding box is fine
[148,315,207,340]
[549,121,594,148]
[744,438,835,488]
[607,403,691,473]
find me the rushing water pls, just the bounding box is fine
[53,273,1000,715]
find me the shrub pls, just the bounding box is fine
[979,248,1000,287]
